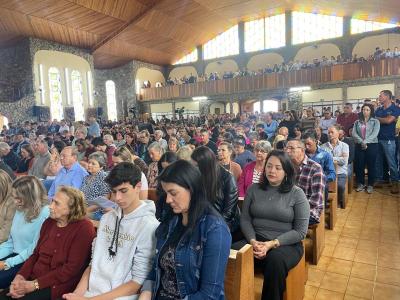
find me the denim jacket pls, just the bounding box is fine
[352,118,380,144]
[142,210,231,300]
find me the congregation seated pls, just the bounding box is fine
[237,150,310,300]
[0,176,49,289]
[191,146,241,237]
[112,146,149,200]
[233,136,256,169]
[139,160,231,299]
[285,139,325,225]
[0,142,20,171]
[238,140,272,197]
[0,170,14,244]
[80,151,113,220]
[64,162,159,300]
[48,146,88,198]
[218,142,242,182]
[303,130,336,203]
[0,186,95,300]
[15,144,34,175]
[147,142,165,189]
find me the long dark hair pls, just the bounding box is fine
[359,103,375,121]
[191,146,220,203]
[158,160,209,233]
[259,150,295,193]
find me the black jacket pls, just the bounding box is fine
[214,166,240,232]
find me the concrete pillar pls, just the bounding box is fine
[342,86,348,103]
[285,11,292,47]
[343,16,352,37]
[172,101,176,119]
[238,22,245,55]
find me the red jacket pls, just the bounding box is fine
[238,161,257,197]
[18,218,95,300]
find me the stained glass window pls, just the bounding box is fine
[106,80,117,121]
[48,67,63,121]
[203,25,239,60]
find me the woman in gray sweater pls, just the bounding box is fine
[240,150,310,300]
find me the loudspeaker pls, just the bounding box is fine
[32,105,40,116]
[97,107,103,116]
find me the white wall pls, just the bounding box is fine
[169,66,198,79]
[209,102,225,114]
[294,43,341,62]
[302,88,343,103]
[150,103,173,113]
[247,53,284,71]
[34,50,92,116]
[136,67,165,90]
[353,33,400,58]
[175,101,199,111]
[205,59,239,74]
[347,83,394,100]
[226,102,240,114]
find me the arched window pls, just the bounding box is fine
[106,80,117,121]
[48,67,63,121]
[71,70,85,121]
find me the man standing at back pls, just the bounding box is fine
[337,103,358,137]
[375,90,400,194]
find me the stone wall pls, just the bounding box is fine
[95,59,165,120]
[0,38,95,123]
[94,62,135,121]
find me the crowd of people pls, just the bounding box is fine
[0,89,399,299]
[143,47,400,88]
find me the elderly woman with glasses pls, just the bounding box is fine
[80,152,113,220]
[238,140,272,197]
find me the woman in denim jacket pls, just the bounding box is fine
[352,103,380,193]
[139,160,231,300]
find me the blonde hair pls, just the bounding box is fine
[56,186,87,222]
[113,146,134,163]
[12,176,47,222]
[176,145,193,161]
[0,170,12,205]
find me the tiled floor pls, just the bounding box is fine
[304,189,400,300]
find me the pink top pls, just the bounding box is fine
[238,161,257,197]
[361,123,367,140]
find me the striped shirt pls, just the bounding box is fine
[295,156,325,223]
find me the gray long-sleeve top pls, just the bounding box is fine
[240,184,310,246]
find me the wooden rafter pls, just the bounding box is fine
[91,0,162,53]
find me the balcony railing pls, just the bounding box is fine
[139,58,400,101]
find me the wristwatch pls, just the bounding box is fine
[33,280,40,290]
[273,239,280,248]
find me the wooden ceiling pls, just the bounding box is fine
[0,0,399,69]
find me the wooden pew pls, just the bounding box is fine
[325,177,338,230]
[254,243,306,300]
[147,188,159,201]
[305,212,325,265]
[225,244,254,300]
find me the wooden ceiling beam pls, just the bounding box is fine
[91,0,163,53]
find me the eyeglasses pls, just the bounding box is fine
[254,149,267,153]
